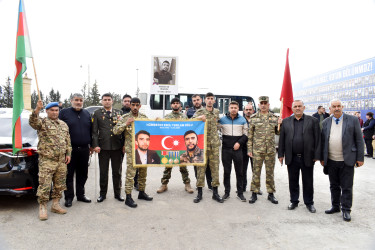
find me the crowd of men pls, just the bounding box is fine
[30,92,365,223]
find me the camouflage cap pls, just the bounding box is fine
[258,96,269,103]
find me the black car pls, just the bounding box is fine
[85,106,101,115]
[0,109,39,196]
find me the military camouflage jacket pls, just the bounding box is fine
[247,111,280,154]
[92,108,123,150]
[29,111,72,160]
[180,146,204,164]
[113,112,148,153]
[193,107,220,147]
[164,111,187,120]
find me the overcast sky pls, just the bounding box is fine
[1,0,375,107]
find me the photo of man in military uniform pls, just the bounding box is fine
[180,130,204,164]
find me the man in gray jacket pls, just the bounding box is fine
[321,99,364,222]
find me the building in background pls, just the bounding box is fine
[294,57,375,121]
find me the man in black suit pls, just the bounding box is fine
[92,93,124,203]
[135,130,161,165]
[321,99,364,222]
[278,100,321,213]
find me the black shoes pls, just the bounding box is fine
[77,195,91,203]
[249,192,257,204]
[343,211,351,222]
[138,191,153,201]
[325,207,341,214]
[97,196,106,203]
[267,193,278,204]
[212,187,224,203]
[237,193,246,202]
[115,195,125,202]
[65,198,73,207]
[307,204,316,213]
[125,194,137,208]
[194,187,203,203]
[222,193,230,200]
[288,203,298,210]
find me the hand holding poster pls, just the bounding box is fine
[132,119,206,167]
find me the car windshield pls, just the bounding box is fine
[0,118,38,148]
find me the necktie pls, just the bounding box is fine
[335,119,339,124]
[107,111,111,117]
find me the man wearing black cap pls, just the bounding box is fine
[59,93,92,207]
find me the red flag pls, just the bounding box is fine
[280,48,294,118]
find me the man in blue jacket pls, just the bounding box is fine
[219,101,248,201]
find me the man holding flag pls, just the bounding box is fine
[29,101,71,220]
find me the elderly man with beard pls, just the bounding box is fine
[59,93,92,207]
[157,97,194,194]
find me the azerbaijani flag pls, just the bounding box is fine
[13,0,33,154]
[133,120,206,166]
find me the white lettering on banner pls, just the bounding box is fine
[301,61,373,88]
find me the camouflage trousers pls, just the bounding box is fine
[250,152,276,193]
[125,151,147,194]
[161,166,190,185]
[196,144,220,187]
[37,156,67,204]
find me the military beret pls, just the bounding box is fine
[258,96,269,103]
[45,102,59,110]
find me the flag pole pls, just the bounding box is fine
[32,58,41,100]
[278,98,283,131]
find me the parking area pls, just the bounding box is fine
[1,155,375,250]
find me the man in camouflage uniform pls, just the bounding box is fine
[192,92,224,203]
[247,96,282,204]
[29,100,72,221]
[180,130,204,164]
[113,97,152,208]
[157,97,194,194]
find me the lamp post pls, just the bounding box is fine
[136,68,139,97]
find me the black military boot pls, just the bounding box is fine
[125,194,137,208]
[267,193,279,204]
[249,192,257,204]
[138,191,153,201]
[194,187,203,203]
[212,187,224,203]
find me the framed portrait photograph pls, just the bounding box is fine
[150,56,178,95]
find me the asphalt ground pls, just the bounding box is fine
[1,153,375,250]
